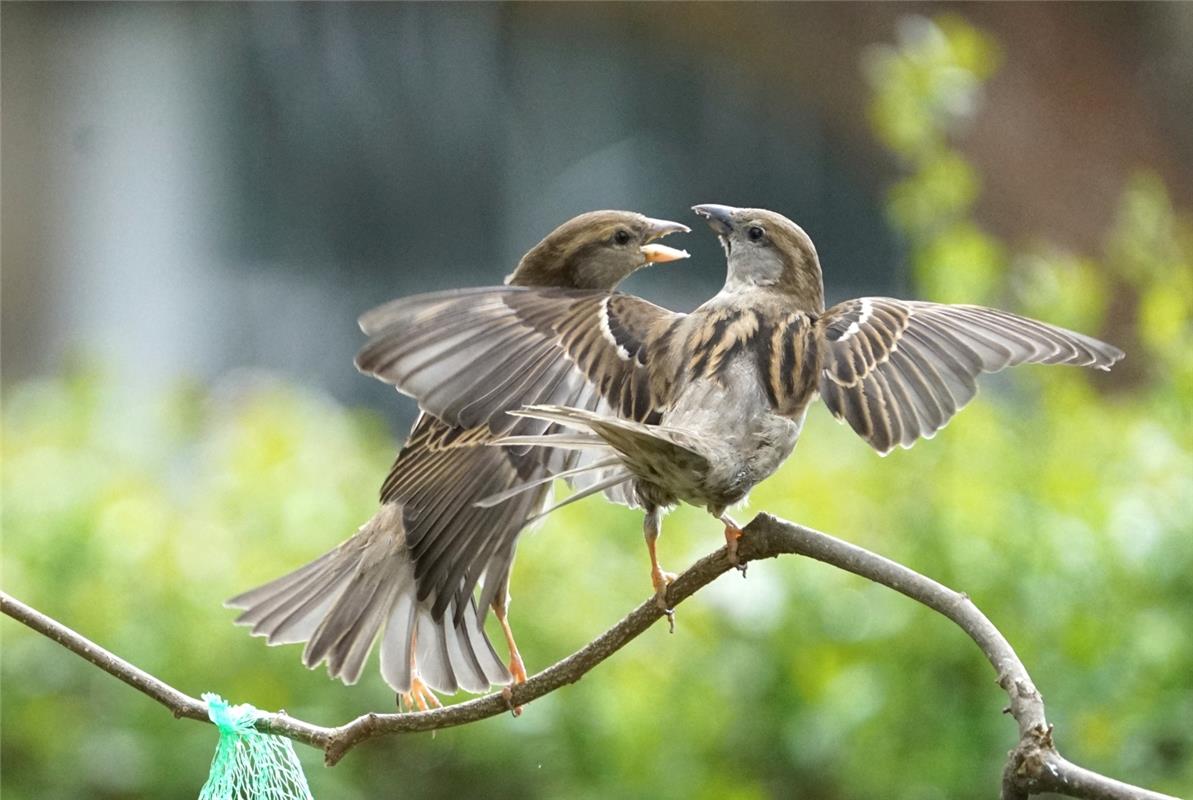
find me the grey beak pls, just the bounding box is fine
[691,204,737,235]
[643,217,691,241]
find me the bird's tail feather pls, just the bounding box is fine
[522,470,636,524]
[486,403,716,523]
[227,504,509,695]
[486,431,608,449]
[474,455,622,508]
[506,404,712,474]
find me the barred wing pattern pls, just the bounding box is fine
[355,287,684,430]
[356,288,684,624]
[380,412,562,624]
[816,298,1125,454]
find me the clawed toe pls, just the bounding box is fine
[651,567,678,632]
[722,516,747,576]
[651,568,677,607]
[398,676,443,713]
[644,507,678,631]
[504,656,527,717]
[501,685,521,717]
[496,606,527,716]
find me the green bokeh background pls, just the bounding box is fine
[3,15,1191,800]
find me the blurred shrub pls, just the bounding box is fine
[3,13,1192,800]
[866,13,1007,306]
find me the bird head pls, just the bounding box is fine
[692,204,825,312]
[508,210,690,290]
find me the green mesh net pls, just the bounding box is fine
[199,693,314,800]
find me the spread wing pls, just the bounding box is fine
[355,287,685,431]
[381,412,567,624]
[816,298,1125,454]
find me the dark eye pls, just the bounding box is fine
[747,226,765,242]
[614,229,632,246]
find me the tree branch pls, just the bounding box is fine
[1,513,1178,799]
[0,590,333,751]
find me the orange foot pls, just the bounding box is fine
[722,515,747,576]
[498,611,528,717]
[651,563,678,632]
[398,676,443,713]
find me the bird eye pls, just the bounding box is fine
[747,226,765,242]
[614,229,632,246]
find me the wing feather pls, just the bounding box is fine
[817,298,1124,453]
[356,287,684,431]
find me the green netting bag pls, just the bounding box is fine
[199,693,314,800]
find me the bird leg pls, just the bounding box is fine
[721,513,747,576]
[398,675,443,713]
[493,598,526,717]
[396,628,442,713]
[644,508,677,630]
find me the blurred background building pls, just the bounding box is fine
[7,3,1190,420]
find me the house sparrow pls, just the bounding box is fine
[228,211,689,708]
[356,204,1123,614]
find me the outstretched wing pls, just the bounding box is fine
[355,287,685,431]
[382,412,565,625]
[816,298,1124,454]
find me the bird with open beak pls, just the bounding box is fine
[356,204,1123,617]
[228,211,689,710]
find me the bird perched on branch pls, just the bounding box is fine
[359,204,1124,614]
[228,211,689,708]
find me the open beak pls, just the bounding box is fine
[640,217,691,263]
[691,204,737,236]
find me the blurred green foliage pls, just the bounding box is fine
[867,13,1008,307]
[3,14,1192,800]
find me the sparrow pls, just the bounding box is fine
[227,211,689,708]
[353,204,1124,613]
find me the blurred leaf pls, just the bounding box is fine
[887,151,981,236]
[1012,248,1110,335]
[913,220,1006,304]
[865,15,1000,163]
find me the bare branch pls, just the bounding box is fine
[0,591,333,751]
[733,515,1179,800]
[1,514,1179,799]
[1,591,208,723]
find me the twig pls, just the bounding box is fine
[0,591,333,750]
[0,514,1179,799]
